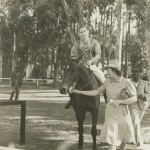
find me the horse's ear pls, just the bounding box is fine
[67,59,74,68]
[67,59,78,70]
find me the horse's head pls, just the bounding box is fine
[59,60,79,94]
[59,59,94,94]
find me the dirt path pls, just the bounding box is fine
[0,87,150,150]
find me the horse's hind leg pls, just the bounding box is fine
[76,112,85,149]
[91,109,99,150]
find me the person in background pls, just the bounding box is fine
[65,26,106,109]
[10,65,23,101]
[70,60,137,150]
[129,67,150,147]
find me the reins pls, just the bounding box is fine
[79,81,92,90]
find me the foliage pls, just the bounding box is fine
[129,0,149,77]
[129,36,148,78]
[0,0,150,80]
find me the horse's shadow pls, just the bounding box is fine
[55,141,108,150]
[56,142,141,150]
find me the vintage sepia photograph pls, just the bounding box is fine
[0,0,150,150]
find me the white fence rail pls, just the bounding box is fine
[0,78,60,87]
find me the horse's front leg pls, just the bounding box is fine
[91,108,99,150]
[76,112,85,149]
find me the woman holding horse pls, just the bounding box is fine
[71,60,137,150]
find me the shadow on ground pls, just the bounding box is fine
[0,100,150,150]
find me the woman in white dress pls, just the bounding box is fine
[71,60,137,150]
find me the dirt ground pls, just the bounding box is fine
[0,100,106,150]
[0,88,150,150]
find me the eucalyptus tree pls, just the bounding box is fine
[1,0,70,84]
[1,0,148,83]
[31,0,71,85]
[0,1,17,78]
[142,0,150,81]
[62,0,116,69]
[0,0,35,72]
[127,0,149,79]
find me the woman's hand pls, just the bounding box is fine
[72,89,80,94]
[69,86,73,93]
[69,86,80,94]
[138,94,144,99]
[69,82,77,94]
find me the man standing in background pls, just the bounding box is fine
[10,64,23,101]
[129,67,150,147]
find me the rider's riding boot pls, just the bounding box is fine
[65,100,72,109]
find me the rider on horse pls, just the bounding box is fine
[65,26,106,109]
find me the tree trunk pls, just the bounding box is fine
[53,63,58,87]
[108,4,113,64]
[53,51,59,87]
[121,19,126,71]
[62,0,76,45]
[77,0,84,27]
[146,2,150,82]
[125,6,131,78]
[13,30,16,69]
[102,8,106,71]
[116,0,123,65]
[0,36,2,82]
[50,64,53,79]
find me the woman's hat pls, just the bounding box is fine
[105,60,121,70]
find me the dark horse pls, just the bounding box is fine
[59,60,100,150]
